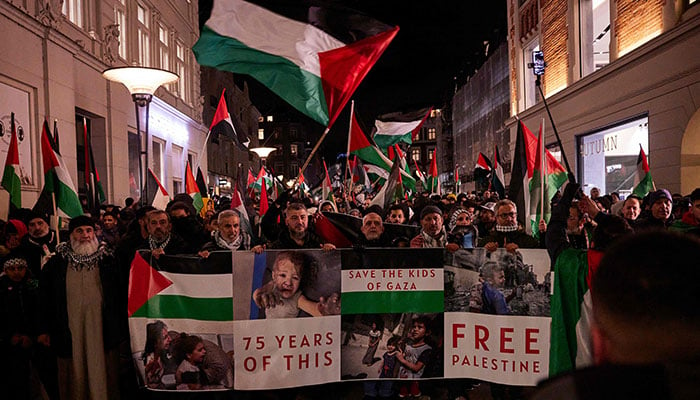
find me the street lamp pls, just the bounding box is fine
[102,66,178,206]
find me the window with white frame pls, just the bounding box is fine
[258,128,265,140]
[428,148,434,160]
[171,144,183,194]
[159,24,170,71]
[411,148,421,162]
[63,0,84,28]
[176,41,188,102]
[428,128,436,140]
[152,138,164,182]
[115,0,127,60]
[578,0,610,78]
[137,3,151,67]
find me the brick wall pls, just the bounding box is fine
[615,0,665,56]
[541,0,568,94]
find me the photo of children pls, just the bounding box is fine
[340,313,443,381]
[252,250,341,319]
[138,321,234,390]
[445,248,551,316]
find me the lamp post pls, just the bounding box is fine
[249,146,277,169]
[102,66,178,206]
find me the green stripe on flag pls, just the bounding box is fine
[341,291,443,314]
[194,27,329,126]
[131,295,233,321]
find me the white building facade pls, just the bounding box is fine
[0,0,206,208]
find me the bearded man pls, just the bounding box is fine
[139,209,190,257]
[199,210,260,257]
[38,215,126,400]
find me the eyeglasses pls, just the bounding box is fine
[497,212,517,218]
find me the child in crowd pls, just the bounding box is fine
[397,316,434,398]
[0,257,41,399]
[173,333,208,390]
[253,251,340,318]
[379,335,402,378]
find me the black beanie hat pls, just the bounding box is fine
[68,215,95,233]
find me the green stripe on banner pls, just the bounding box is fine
[131,295,233,321]
[342,291,443,314]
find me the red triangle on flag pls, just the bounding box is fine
[128,252,173,316]
[319,27,398,129]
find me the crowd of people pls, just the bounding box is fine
[1,181,699,399]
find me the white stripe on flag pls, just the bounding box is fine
[159,272,232,298]
[205,0,344,76]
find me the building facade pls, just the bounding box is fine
[452,42,511,194]
[410,109,440,192]
[0,0,207,208]
[200,68,260,196]
[506,0,700,196]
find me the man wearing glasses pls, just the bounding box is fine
[478,199,541,251]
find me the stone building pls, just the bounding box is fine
[506,0,700,195]
[0,0,207,207]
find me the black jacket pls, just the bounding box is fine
[39,245,128,358]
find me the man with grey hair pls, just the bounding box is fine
[38,215,126,400]
[199,210,261,256]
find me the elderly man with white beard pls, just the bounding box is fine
[38,215,126,400]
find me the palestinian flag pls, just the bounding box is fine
[369,150,402,210]
[194,0,398,129]
[529,124,568,238]
[128,251,233,319]
[473,152,492,188]
[372,107,432,149]
[349,156,370,191]
[196,167,211,217]
[508,121,537,229]
[632,144,654,198]
[209,89,249,151]
[427,149,439,194]
[231,180,254,239]
[549,249,603,376]
[1,113,21,209]
[259,176,269,216]
[341,248,444,314]
[147,168,170,210]
[316,212,420,249]
[322,159,336,207]
[414,159,427,191]
[349,113,415,190]
[491,145,506,199]
[34,120,83,218]
[82,118,106,212]
[185,162,203,214]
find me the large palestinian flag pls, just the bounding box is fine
[529,125,568,238]
[194,0,398,128]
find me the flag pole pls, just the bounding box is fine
[51,193,61,246]
[343,101,355,209]
[535,76,574,182]
[299,126,330,180]
[540,119,545,220]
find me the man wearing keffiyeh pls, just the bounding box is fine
[38,215,127,400]
[199,210,259,257]
[478,199,542,252]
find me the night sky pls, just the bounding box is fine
[202,0,508,160]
